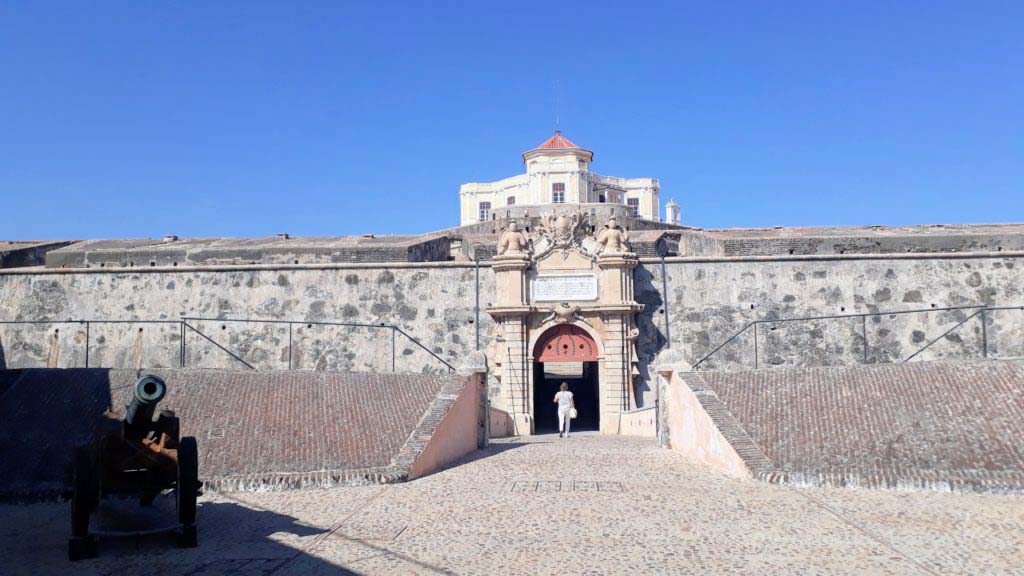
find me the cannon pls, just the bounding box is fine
[69,374,201,561]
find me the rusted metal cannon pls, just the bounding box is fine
[69,374,201,561]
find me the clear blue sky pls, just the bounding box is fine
[1,2,1021,240]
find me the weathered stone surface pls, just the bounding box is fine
[0,241,74,269]
[0,265,494,374]
[1,250,1022,410]
[44,234,451,268]
[639,256,1024,380]
[691,222,1024,256]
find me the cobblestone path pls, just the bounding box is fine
[2,434,1022,575]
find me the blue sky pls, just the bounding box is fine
[1,2,1021,240]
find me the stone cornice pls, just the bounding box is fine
[487,303,642,317]
[640,250,1024,265]
[486,306,533,317]
[0,260,491,276]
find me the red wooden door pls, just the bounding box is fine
[534,325,598,362]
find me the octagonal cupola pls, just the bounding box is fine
[522,131,594,174]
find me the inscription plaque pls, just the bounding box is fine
[531,275,598,301]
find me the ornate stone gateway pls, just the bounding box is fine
[487,213,642,435]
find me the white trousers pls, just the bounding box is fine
[558,408,572,434]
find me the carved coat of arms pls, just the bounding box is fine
[532,212,597,260]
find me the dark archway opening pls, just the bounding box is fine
[531,324,601,433]
[532,361,600,432]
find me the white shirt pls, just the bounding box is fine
[554,391,574,410]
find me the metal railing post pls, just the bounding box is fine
[288,322,293,369]
[753,322,759,369]
[980,308,988,358]
[661,257,671,348]
[861,315,868,363]
[474,258,481,351]
[180,321,186,368]
[392,326,396,372]
[84,321,90,368]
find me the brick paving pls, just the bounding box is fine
[2,434,1022,575]
[0,369,456,497]
[696,359,1024,492]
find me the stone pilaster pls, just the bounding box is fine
[491,254,530,307]
[488,254,533,435]
[597,251,641,432]
[596,251,638,303]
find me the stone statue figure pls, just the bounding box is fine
[596,217,630,254]
[497,221,530,256]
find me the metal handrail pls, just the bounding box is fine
[184,315,456,368]
[181,321,256,370]
[0,316,456,373]
[691,322,755,370]
[183,317,455,373]
[692,304,1023,371]
[0,319,182,368]
[393,326,456,372]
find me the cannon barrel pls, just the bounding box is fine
[124,374,167,439]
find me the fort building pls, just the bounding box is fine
[459,132,661,225]
[1,134,1023,500]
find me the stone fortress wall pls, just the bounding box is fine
[0,241,74,269]
[679,223,1024,256]
[2,226,1022,412]
[0,264,494,376]
[638,254,1023,370]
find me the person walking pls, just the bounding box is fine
[553,382,575,438]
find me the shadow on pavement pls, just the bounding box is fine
[447,439,551,468]
[1,497,368,575]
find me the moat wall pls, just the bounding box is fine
[2,254,1022,407]
[0,264,495,375]
[636,254,1024,378]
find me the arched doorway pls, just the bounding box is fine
[532,325,600,432]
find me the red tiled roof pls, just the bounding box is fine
[536,131,579,150]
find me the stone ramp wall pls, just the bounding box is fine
[0,368,476,499]
[680,359,1024,493]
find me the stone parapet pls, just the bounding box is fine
[43,234,453,268]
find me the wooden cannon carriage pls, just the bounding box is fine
[69,374,201,560]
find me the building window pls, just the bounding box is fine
[478,201,491,221]
[627,198,639,217]
[598,194,606,203]
[506,196,516,206]
[552,183,565,204]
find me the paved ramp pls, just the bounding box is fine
[686,359,1024,492]
[0,368,476,498]
[4,434,1023,575]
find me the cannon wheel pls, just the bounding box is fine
[176,436,199,548]
[69,447,98,561]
